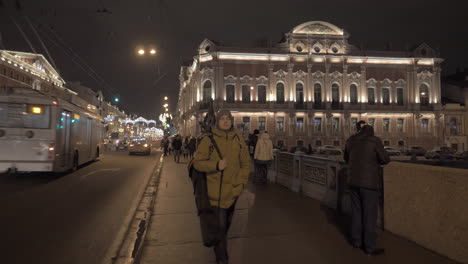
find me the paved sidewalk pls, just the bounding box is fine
[137,156,456,264]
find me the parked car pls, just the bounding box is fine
[453,151,468,161]
[405,146,427,156]
[384,147,401,156]
[317,145,343,155]
[425,147,454,160]
[129,138,151,155]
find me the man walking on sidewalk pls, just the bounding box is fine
[193,109,251,264]
[344,125,390,256]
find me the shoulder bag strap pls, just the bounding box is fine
[208,135,224,209]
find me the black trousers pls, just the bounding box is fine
[349,186,379,252]
[214,200,237,262]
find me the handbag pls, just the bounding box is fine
[188,134,225,247]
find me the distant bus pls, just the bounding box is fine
[0,87,103,173]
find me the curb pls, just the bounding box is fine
[111,153,164,264]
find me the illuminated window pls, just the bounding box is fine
[383,118,390,132]
[258,116,266,131]
[203,80,212,102]
[226,85,235,103]
[420,84,429,106]
[332,117,340,132]
[368,88,375,105]
[350,84,358,104]
[296,83,304,104]
[258,85,267,104]
[382,88,390,105]
[276,116,284,132]
[242,116,250,132]
[332,83,340,104]
[296,117,304,132]
[242,85,250,103]
[276,83,285,104]
[397,118,404,132]
[397,88,404,106]
[421,118,429,133]
[449,118,458,135]
[314,117,322,132]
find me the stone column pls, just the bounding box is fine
[268,64,274,102]
[288,63,294,102]
[215,62,224,101]
[307,64,313,103]
[360,66,366,109]
[342,64,348,103]
[324,63,330,108]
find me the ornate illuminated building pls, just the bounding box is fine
[177,21,466,151]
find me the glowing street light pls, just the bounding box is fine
[164,96,168,100]
[138,49,145,55]
[150,49,157,55]
[163,103,168,108]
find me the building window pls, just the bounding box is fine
[316,140,322,147]
[382,88,390,105]
[350,84,358,104]
[397,88,404,105]
[276,116,284,132]
[314,117,322,132]
[314,83,322,105]
[332,83,340,105]
[277,140,284,148]
[368,118,375,128]
[421,118,429,133]
[242,116,250,132]
[203,80,212,102]
[368,88,375,105]
[258,85,267,104]
[398,141,405,147]
[383,140,390,146]
[297,140,304,147]
[449,118,458,135]
[397,118,404,133]
[332,117,340,133]
[420,84,429,106]
[226,84,235,103]
[350,117,358,132]
[296,83,304,104]
[276,83,285,103]
[258,116,266,131]
[333,140,340,147]
[296,117,304,132]
[242,85,251,103]
[383,118,390,132]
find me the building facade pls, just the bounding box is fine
[177,21,466,151]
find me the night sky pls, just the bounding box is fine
[0,0,466,118]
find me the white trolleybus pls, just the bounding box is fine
[0,87,103,173]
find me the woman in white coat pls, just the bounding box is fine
[253,132,273,185]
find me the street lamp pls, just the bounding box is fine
[138,49,145,55]
[163,103,168,108]
[150,49,157,55]
[164,96,168,100]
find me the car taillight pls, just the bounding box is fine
[48,142,55,160]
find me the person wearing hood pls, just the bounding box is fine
[344,125,390,256]
[253,132,273,185]
[193,109,251,264]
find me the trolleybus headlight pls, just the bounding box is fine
[25,130,34,138]
[0,129,5,137]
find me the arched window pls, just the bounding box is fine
[350,84,358,104]
[314,83,322,105]
[242,85,250,103]
[202,80,212,102]
[367,88,375,105]
[332,83,340,108]
[396,88,404,106]
[450,118,458,135]
[382,88,390,105]
[420,84,429,106]
[296,83,304,104]
[276,83,285,104]
[258,85,267,104]
[226,85,235,103]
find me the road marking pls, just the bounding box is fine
[80,168,121,180]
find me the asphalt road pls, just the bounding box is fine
[0,149,161,264]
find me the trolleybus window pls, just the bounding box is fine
[0,103,51,129]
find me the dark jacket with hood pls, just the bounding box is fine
[344,125,390,190]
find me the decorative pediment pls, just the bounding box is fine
[366,78,378,87]
[329,71,342,82]
[240,75,253,85]
[256,75,268,85]
[224,75,237,84]
[348,71,360,80]
[292,21,344,36]
[294,70,306,81]
[381,78,392,87]
[198,39,216,55]
[312,71,324,81]
[201,67,214,78]
[395,79,406,87]
[274,69,287,80]
[417,70,433,83]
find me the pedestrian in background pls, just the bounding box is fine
[188,136,197,159]
[253,132,273,185]
[172,135,183,163]
[193,109,251,264]
[344,125,390,256]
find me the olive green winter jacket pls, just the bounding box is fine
[193,127,251,208]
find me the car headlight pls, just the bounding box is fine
[129,144,134,147]
[144,144,148,147]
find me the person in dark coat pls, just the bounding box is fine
[188,136,197,158]
[172,135,183,163]
[344,125,390,256]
